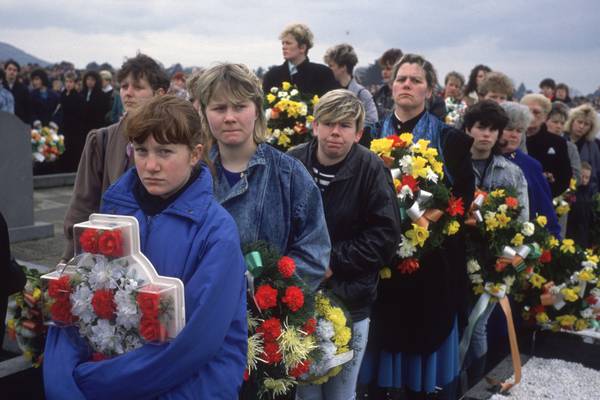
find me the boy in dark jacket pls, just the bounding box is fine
[567,161,596,247]
[289,89,401,399]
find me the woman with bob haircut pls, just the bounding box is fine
[191,62,330,291]
[43,95,248,400]
[463,64,491,106]
[360,54,475,399]
[565,104,600,188]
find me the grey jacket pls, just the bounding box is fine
[473,154,530,221]
[347,78,378,126]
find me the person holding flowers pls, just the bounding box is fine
[44,95,248,399]
[289,89,401,399]
[191,63,330,294]
[361,54,475,399]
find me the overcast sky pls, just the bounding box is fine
[1,0,599,93]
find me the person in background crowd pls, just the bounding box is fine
[2,59,30,123]
[167,71,190,100]
[521,94,572,197]
[478,72,513,104]
[361,54,474,400]
[443,71,467,127]
[547,101,581,183]
[373,48,403,119]
[99,70,116,124]
[62,53,169,261]
[58,71,85,172]
[289,90,401,400]
[81,70,110,134]
[463,64,491,106]
[29,68,60,126]
[51,78,63,94]
[186,69,205,111]
[554,83,572,106]
[324,43,378,126]
[564,104,600,188]
[45,95,248,400]
[262,23,339,97]
[0,68,15,113]
[567,161,596,247]
[500,101,561,237]
[539,78,556,100]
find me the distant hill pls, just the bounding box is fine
[0,41,51,67]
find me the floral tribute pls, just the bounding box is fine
[243,241,317,399]
[370,133,464,277]
[444,97,467,127]
[264,81,318,151]
[41,214,185,360]
[6,266,47,367]
[300,292,354,385]
[552,178,577,217]
[31,121,65,162]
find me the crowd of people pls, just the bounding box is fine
[1,22,600,400]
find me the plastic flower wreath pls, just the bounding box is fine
[370,133,464,277]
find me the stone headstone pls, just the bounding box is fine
[0,111,53,242]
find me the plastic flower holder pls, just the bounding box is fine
[41,214,185,356]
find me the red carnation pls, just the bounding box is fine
[257,318,282,342]
[532,304,546,314]
[91,352,109,362]
[539,250,552,264]
[79,228,99,253]
[401,175,419,192]
[505,196,519,208]
[495,260,508,272]
[397,258,420,274]
[48,275,71,300]
[586,295,598,306]
[289,359,311,378]
[277,256,296,278]
[98,230,124,258]
[255,285,278,310]
[137,292,161,319]
[262,341,282,364]
[140,316,165,341]
[50,300,73,324]
[302,318,317,335]
[243,369,249,381]
[446,195,465,217]
[91,289,116,320]
[282,286,304,312]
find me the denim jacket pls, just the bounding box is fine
[211,143,330,291]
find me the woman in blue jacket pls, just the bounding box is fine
[43,95,248,399]
[191,63,330,292]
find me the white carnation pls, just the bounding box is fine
[70,284,94,324]
[88,257,124,290]
[426,168,439,183]
[497,204,508,214]
[397,236,417,258]
[467,259,481,274]
[90,319,124,354]
[521,222,535,237]
[398,185,414,201]
[115,289,141,329]
[316,319,335,341]
[470,274,483,284]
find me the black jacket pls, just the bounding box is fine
[2,80,29,123]
[82,88,110,134]
[262,59,340,97]
[288,140,402,321]
[526,124,572,197]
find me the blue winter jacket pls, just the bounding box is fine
[211,143,330,292]
[43,165,248,400]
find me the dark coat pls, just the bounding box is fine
[526,124,572,197]
[29,88,60,125]
[288,140,402,322]
[59,89,85,171]
[82,88,110,134]
[262,58,340,97]
[2,80,29,123]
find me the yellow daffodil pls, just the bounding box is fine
[529,273,547,289]
[399,132,413,144]
[406,223,429,247]
[311,95,320,105]
[266,93,276,103]
[379,267,392,280]
[430,159,444,177]
[586,252,599,264]
[560,239,576,254]
[579,269,596,282]
[369,138,394,157]
[496,213,511,228]
[473,284,484,295]
[561,287,579,302]
[32,287,42,300]
[412,139,431,154]
[536,215,547,227]
[548,236,559,248]
[307,115,315,123]
[536,312,549,324]
[282,81,291,91]
[444,220,460,236]
[569,178,577,191]
[556,204,570,216]
[484,212,499,231]
[575,319,589,331]
[511,233,525,246]
[410,156,429,179]
[490,189,506,198]
[277,133,291,148]
[556,314,577,328]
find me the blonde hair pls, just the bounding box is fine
[520,94,552,115]
[192,63,269,144]
[565,104,600,142]
[314,89,365,132]
[279,23,314,54]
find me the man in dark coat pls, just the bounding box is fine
[262,23,339,97]
[289,89,401,399]
[3,59,30,124]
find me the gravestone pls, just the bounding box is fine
[0,111,53,242]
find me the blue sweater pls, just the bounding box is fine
[504,150,561,238]
[44,166,247,399]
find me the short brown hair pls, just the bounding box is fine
[124,95,211,165]
[391,53,438,89]
[478,72,514,98]
[379,48,403,67]
[324,43,358,74]
[117,53,170,92]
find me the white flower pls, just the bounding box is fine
[270,87,278,94]
[581,308,594,319]
[290,89,299,96]
[503,275,516,289]
[115,289,141,330]
[90,319,124,354]
[70,284,94,324]
[399,155,413,172]
[521,222,535,237]
[398,185,414,201]
[582,261,597,270]
[299,103,308,116]
[265,108,272,120]
[497,204,508,214]
[426,168,439,183]
[320,341,337,358]
[397,236,417,258]
[467,259,481,274]
[470,274,483,284]
[272,129,281,138]
[590,288,600,297]
[278,91,288,98]
[316,319,334,341]
[88,258,124,290]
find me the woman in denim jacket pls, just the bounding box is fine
[191,63,330,293]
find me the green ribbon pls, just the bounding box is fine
[591,319,600,330]
[244,251,263,277]
[527,243,542,260]
[399,207,408,222]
